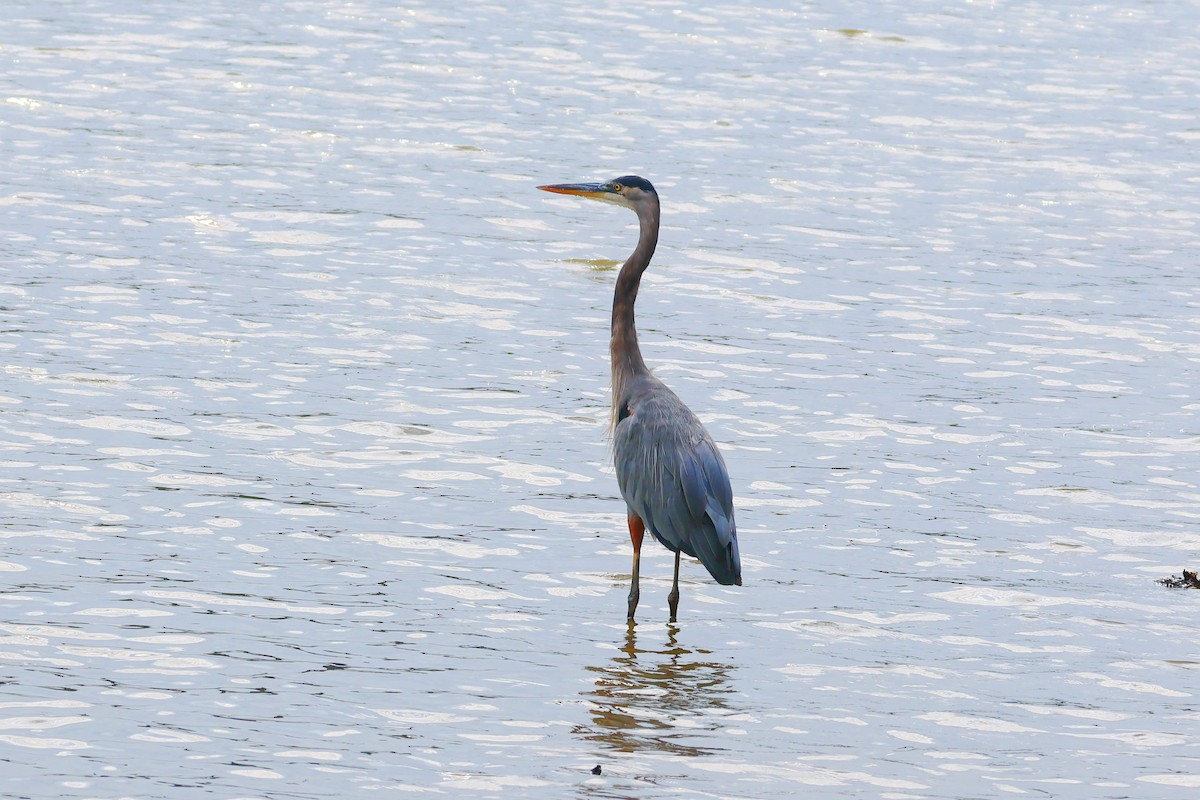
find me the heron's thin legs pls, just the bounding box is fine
[627,515,645,622]
[667,550,681,622]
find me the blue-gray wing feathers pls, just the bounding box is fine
[613,378,742,586]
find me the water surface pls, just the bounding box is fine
[2,1,1199,797]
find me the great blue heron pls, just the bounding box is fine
[538,175,742,623]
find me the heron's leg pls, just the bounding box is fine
[667,550,681,622]
[627,515,644,622]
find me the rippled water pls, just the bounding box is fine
[3,1,1199,797]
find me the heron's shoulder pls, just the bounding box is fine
[623,375,693,415]
[616,375,709,442]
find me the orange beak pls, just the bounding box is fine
[536,182,612,199]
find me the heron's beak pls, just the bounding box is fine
[537,182,612,199]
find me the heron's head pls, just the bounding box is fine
[537,175,658,214]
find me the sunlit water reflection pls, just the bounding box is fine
[2,0,1199,797]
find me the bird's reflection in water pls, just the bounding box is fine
[576,624,737,758]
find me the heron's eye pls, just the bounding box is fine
[612,182,623,192]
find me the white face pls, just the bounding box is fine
[599,181,649,212]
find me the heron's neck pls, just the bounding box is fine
[611,204,659,417]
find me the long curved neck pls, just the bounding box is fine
[611,201,659,421]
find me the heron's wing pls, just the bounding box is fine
[687,437,740,585]
[614,393,741,586]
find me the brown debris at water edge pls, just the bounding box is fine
[1157,570,1200,589]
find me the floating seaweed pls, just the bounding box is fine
[1157,570,1200,589]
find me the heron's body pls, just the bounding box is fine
[614,371,740,585]
[538,175,742,622]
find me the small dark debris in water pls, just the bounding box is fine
[1158,570,1200,589]
[591,765,602,775]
